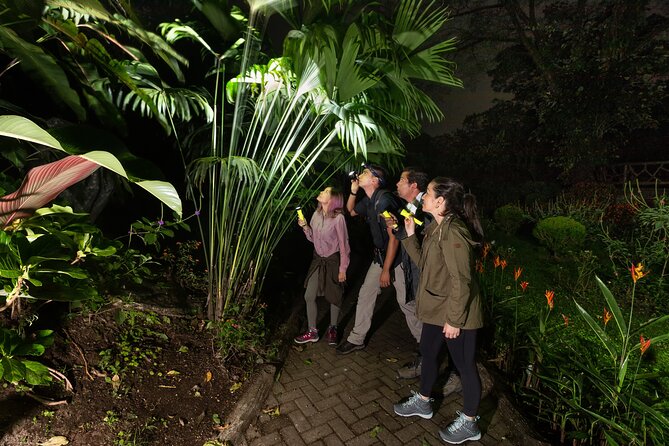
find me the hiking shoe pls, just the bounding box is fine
[442,372,463,397]
[326,326,338,346]
[439,411,481,444]
[393,391,433,419]
[397,356,422,379]
[294,329,319,344]
[336,340,364,355]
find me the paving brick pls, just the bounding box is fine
[346,433,380,446]
[257,414,292,435]
[302,422,334,443]
[394,421,427,443]
[323,433,345,446]
[350,415,382,435]
[287,409,312,433]
[353,401,382,419]
[276,387,305,404]
[328,417,355,442]
[332,402,359,425]
[309,407,337,428]
[280,425,306,445]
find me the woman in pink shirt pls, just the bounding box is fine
[295,187,351,345]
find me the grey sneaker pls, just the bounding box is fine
[442,372,463,397]
[397,357,422,379]
[393,391,433,419]
[439,411,481,444]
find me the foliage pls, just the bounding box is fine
[493,204,526,235]
[206,303,277,368]
[161,240,208,294]
[440,0,669,180]
[0,327,53,386]
[533,216,586,257]
[171,0,464,320]
[0,0,211,134]
[599,184,669,308]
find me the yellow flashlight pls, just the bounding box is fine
[381,210,398,229]
[400,209,423,226]
[296,207,305,221]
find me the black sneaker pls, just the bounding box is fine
[336,341,364,355]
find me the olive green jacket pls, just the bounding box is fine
[401,214,483,329]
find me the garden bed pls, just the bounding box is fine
[0,300,253,446]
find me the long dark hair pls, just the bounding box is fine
[431,177,484,242]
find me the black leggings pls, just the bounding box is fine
[419,323,481,417]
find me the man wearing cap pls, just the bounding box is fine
[336,163,420,354]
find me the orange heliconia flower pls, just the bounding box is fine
[562,314,569,327]
[482,243,491,259]
[603,307,612,326]
[630,263,649,283]
[476,259,484,273]
[640,335,651,355]
[520,281,529,292]
[493,256,501,268]
[514,266,523,281]
[500,259,508,270]
[545,290,555,310]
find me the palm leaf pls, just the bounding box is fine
[595,276,627,340]
[574,300,618,361]
[0,25,86,120]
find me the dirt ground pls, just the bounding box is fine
[0,301,253,446]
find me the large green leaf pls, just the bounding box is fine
[574,300,618,361]
[0,26,85,120]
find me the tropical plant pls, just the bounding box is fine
[0,0,212,134]
[175,0,464,320]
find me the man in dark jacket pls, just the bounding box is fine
[337,163,419,354]
[392,167,430,378]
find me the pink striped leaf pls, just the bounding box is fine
[0,156,100,227]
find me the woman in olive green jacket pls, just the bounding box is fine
[393,177,484,445]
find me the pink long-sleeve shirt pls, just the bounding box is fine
[303,212,350,273]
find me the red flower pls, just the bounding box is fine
[603,308,612,326]
[630,263,649,283]
[482,243,491,259]
[545,290,555,310]
[500,259,508,270]
[493,256,501,268]
[640,335,651,355]
[514,267,523,281]
[475,259,484,273]
[520,281,529,292]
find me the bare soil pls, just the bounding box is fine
[0,301,254,446]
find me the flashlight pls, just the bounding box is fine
[296,207,305,221]
[381,210,398,229]
[400,209,423,226]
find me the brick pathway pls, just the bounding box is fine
[244,284,543,445]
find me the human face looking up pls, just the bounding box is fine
[316,187,332,204]
[396,171,416,201]
[421,182,444,217]
[357,168,376,188]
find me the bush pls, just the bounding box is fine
[494,204,526,235]
[532,216,586,256]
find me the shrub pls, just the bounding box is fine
[532,216,586,256]
[494,204,525,235]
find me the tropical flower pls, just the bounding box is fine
[640,335,651,355]
[493,255,501,268]
[500,259,508,270]
[520,281,529,292]
[562,314,569,326]
[482,243,491,259]
[603,307,612,326]
[545,290,555,310]
[630,263,649,283]
[514,266,523,281]
[475,259,484,273]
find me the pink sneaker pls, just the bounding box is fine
[326,326,338,346]
[294,329,319,344]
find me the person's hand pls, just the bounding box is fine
[384,214,398,230]
[338,271,346,282]
[350,179,359,195]
[297,217,307,227]
[380,269,391,287]
[404,216,416,236]
[443,322,460,339]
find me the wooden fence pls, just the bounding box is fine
[603,161,669,188]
